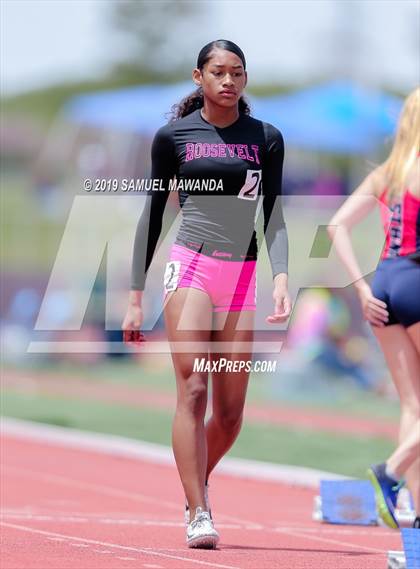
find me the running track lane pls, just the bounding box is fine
[1,434,402,569]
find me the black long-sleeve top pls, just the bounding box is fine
[131,108,288,291]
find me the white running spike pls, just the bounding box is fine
[186,507,219,549]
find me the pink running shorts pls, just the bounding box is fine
[163,243,256,312]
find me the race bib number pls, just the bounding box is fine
[238,170,262,201]
[164,261,181,292]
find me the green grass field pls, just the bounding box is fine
[1,387,393,478]
[1,358,397,478]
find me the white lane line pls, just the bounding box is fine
[0,522,241,569]
[275,527,388,554]
[70,543,90,548]
[1,511,241,529]
[1,509,399,543]
[2,465,263,528]
[9,511,249,530]
[1,510,396,537]
[1,509,398,547]
[1,508,139,517]
[4,517,389,564]
[2,465,180,510]
[3,441,391,557]
[116,557,136,561]
[286,527,397,537]
[1,514,91,523]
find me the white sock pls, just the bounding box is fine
[385,463,399,482]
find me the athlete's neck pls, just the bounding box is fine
[200,103,239,129]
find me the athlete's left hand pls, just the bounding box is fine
[266,286,292,324]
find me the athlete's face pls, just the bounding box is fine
[193,48,247,109]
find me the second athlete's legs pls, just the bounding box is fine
[372,321,420,514]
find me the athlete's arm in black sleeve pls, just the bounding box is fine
[262,124,289,278]
[130,125,176,291]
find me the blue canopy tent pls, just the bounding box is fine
[252,81,402,154]
[64,80,402,154]
[63,81,197,134]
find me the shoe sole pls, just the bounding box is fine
[187,534,219,549]
[367,468,399,529]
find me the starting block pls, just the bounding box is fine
[313,480,415,526]
[315,480,377,525]
[388,529,420,569]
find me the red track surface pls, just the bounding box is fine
[1,433,402,569]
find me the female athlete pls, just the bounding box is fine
[328,87,420,530]
[122,39,291,547]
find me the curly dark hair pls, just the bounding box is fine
[168,39,251,122]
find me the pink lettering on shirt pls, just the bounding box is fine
[245,145,254,162]
[227,144,236,158]
[237,144,246,159]
[186,143,194,161]
[184,143,261,164]
[251,145,260,165]
[210,143,218,157]
[194,143,203,159]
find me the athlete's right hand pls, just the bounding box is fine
[357,284,389,327]
[122,304,146,344]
